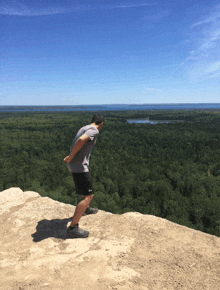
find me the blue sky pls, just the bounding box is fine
[1,0,220,105]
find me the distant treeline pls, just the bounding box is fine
[1,110,220,236]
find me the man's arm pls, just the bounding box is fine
[64,134,90,163]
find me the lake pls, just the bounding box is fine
[127,119,184,124]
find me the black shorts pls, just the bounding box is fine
[72,172,93,196]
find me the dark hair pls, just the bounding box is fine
[92,114,105,125]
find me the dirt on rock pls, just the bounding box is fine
[0,187,220,290]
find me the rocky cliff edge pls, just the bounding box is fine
[0,187,220,290]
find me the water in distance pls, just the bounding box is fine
[127,119,184,124]
[1,103,220,112]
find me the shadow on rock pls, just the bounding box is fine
[32,217,72,242]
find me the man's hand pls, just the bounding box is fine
[64,155,72,163]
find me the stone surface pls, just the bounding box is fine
[0,187,220,290]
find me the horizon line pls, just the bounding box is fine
[1,103,220,107]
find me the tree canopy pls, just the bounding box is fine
[1,110,220,236]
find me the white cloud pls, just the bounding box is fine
[145,87,161,91]
[0,2,71,16]
[205,61,220,75]
[0,2,157,16]
[172,5,220,82]
[192,6,220,27]
[188,61,220,81]
[115,3,157,9]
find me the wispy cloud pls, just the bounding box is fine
[205,61,220,76]
[0,2,157,17]
[114,3,157,9]
[0,2,80,16]
[145,87,161,91]
[192,7,220,27]
[172,4,220,81]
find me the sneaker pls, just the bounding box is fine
[84,207,99,215]
[67,224,89,238]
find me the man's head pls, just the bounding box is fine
[91,114,105,131]
[91,114,105,125]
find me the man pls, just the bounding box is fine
[64,114,105,238]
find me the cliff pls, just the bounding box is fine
[0,188,220,290]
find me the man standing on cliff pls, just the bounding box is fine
[64,114,105,238]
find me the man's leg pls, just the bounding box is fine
[70,194,94,227]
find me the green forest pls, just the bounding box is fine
[1,110,220,237]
